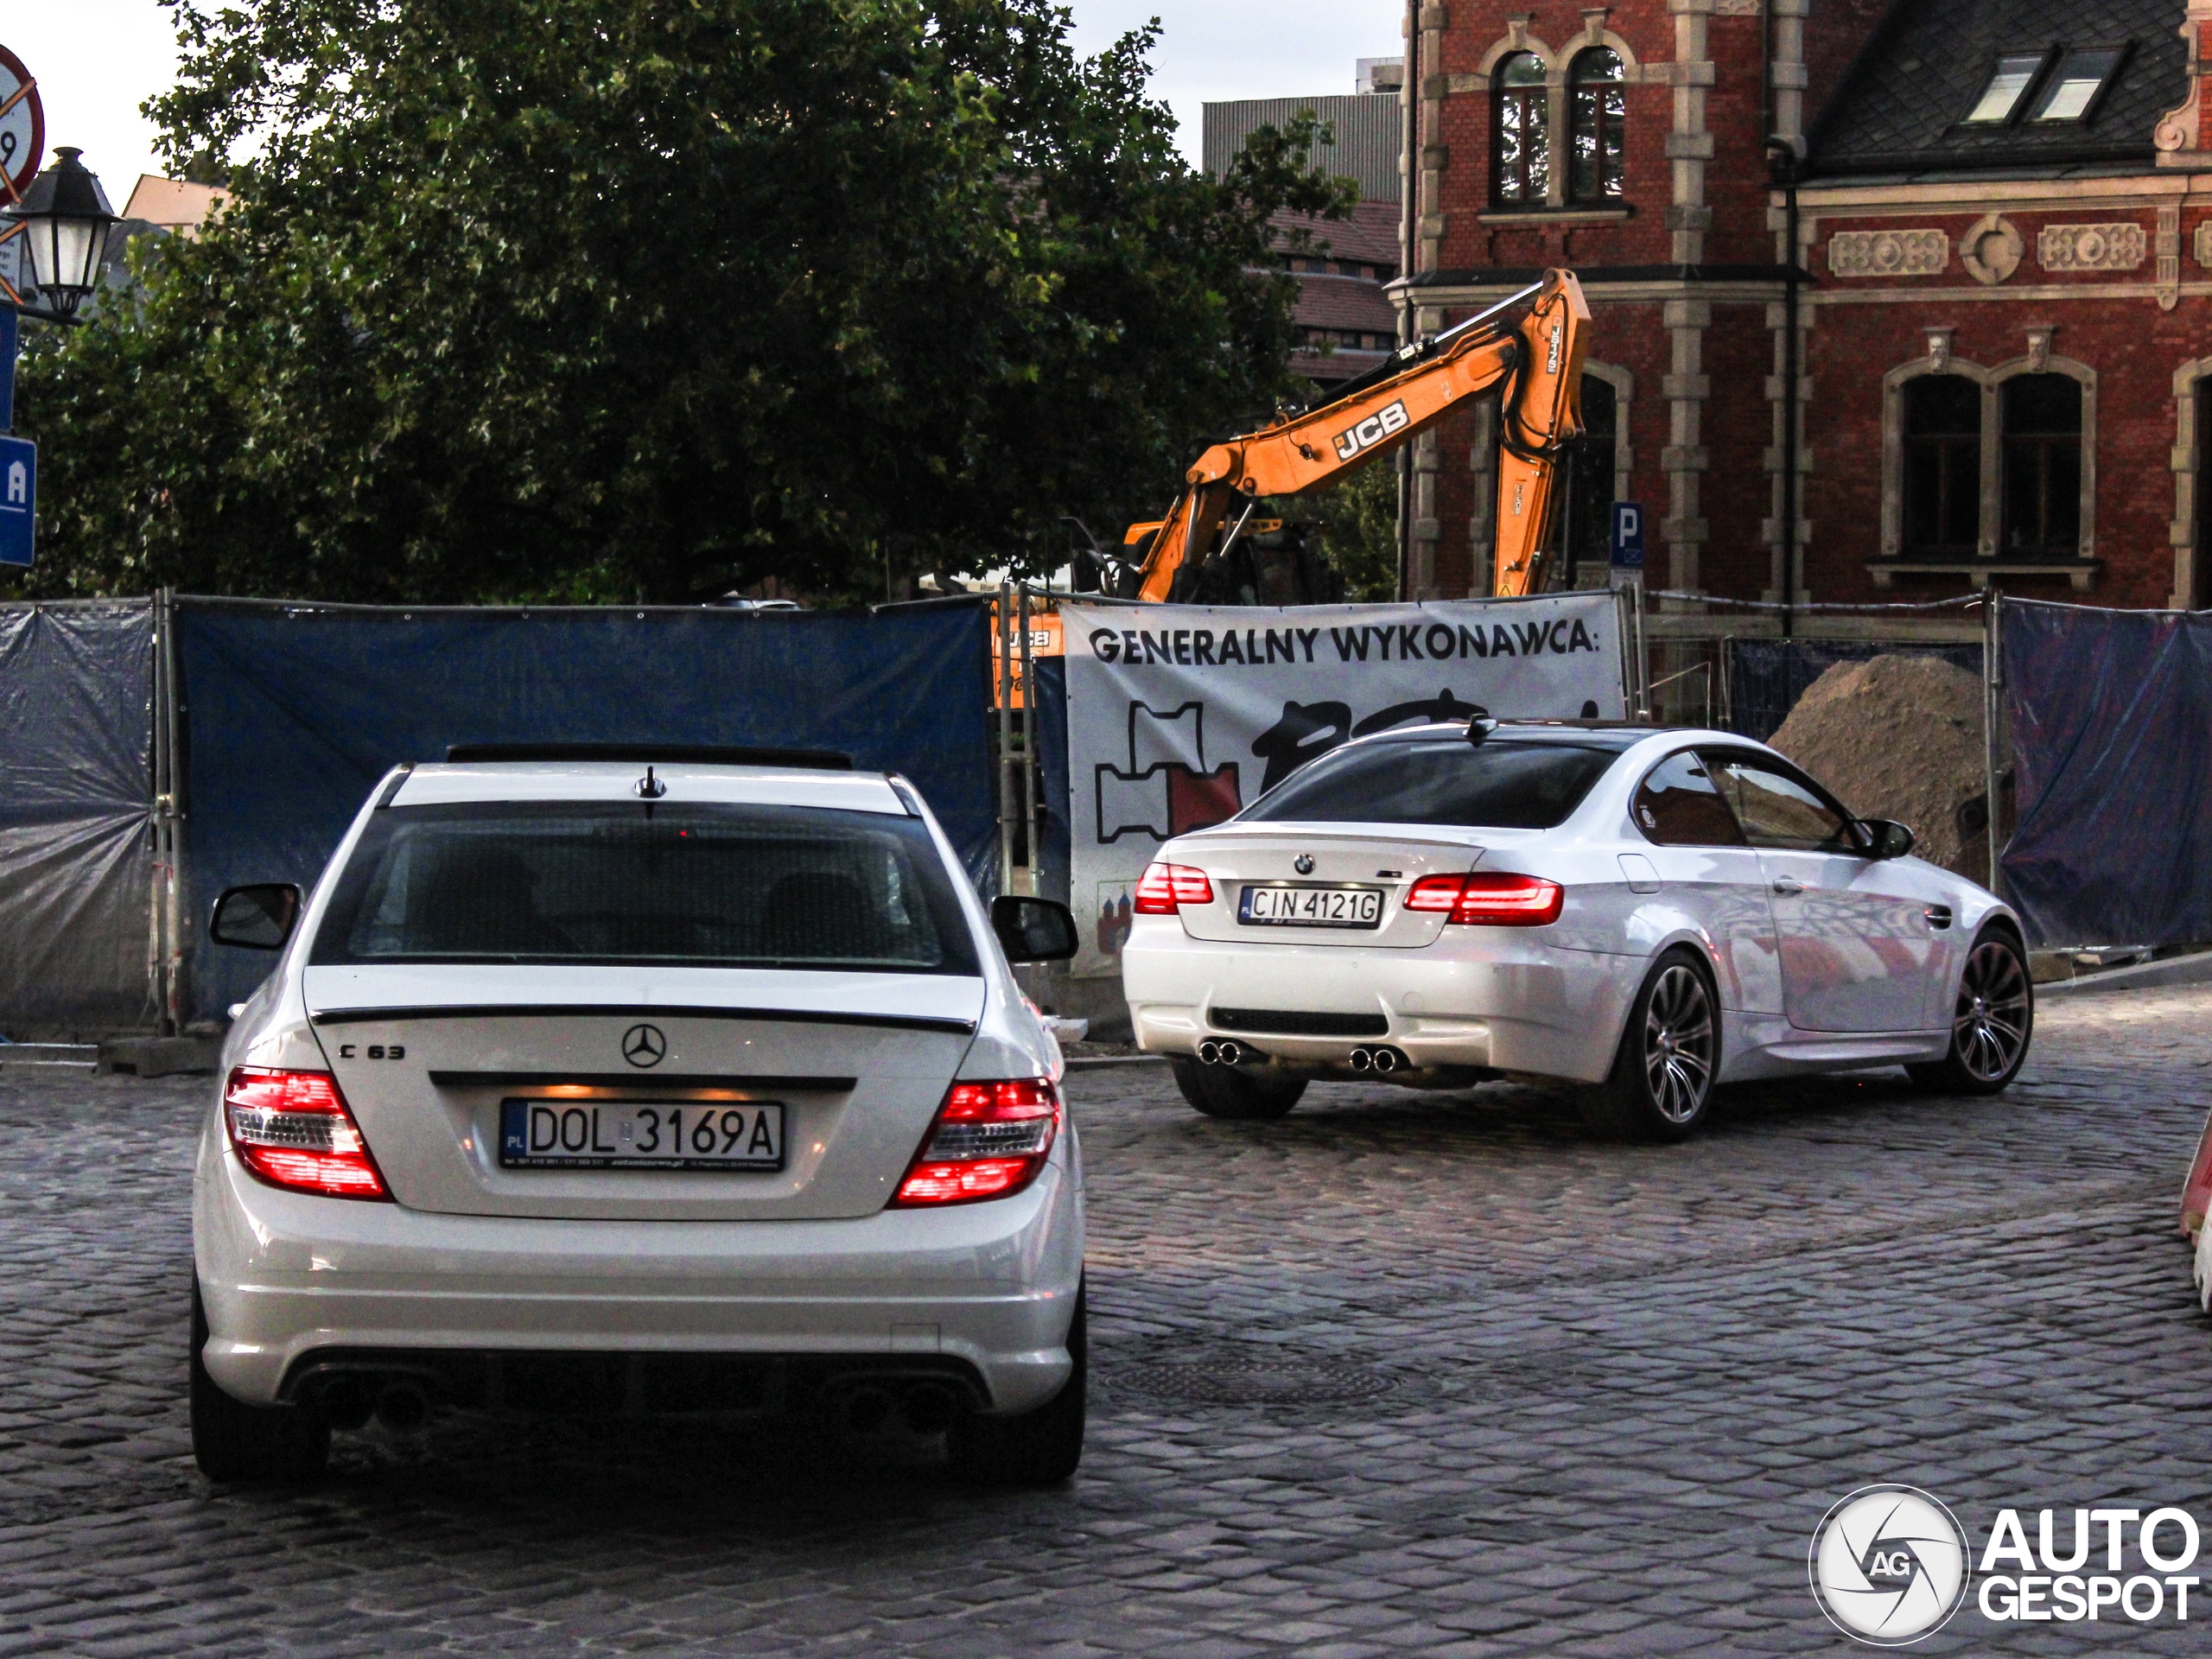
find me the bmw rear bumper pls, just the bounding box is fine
[1122,924,1641,1084]
[194,1144,1083,1416]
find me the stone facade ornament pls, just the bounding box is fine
[1827,228,1948,277]
[1959,214,2024,285]
[2024,327,2055,372]
[1925,327,1954,371]
[2196,220,2212,269]
[2037,222,2147,271]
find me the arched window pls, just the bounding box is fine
[1903,376,1980,554]
[2003,375,2082,553]
[1493,53,1549,204]
[1568,48,1625,202]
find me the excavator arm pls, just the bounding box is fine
[1132,268,1592,602]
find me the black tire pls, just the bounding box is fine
[1168,1058,1306,1120]
[949,1281,1085,1485]
[1907,927,2033,1096]
[190,1279,329,1484]
[1584,948,1719,1141]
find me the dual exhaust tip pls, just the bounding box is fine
[1348,1045,1409,1074]
[1196,1039,1245,1066]
[316,1377,429,1433]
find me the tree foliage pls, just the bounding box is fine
[15,0,1352,602]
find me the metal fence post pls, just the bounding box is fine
[1018,584,1038,898]
[151,588,184,1035]
[996,582,1014,897]
[1983,588,2003,898]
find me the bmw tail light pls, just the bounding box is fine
[1404,872,1564,926]
[223,1067,391,1200]
[891,1078,1060,1207]
[1134,861,1214,914]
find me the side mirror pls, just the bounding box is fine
[1858,820,1916,861]
[210,884,302,950]
[991,895,1078,963]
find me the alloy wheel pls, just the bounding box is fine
[1954,938,2030,1083]
[1643,963,1714,1124]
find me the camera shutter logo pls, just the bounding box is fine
[1809,1484,1971,1645]
[621,1024,667,1068]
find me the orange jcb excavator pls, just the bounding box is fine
[1112,266,1592,604]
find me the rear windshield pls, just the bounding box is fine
[1240,739,1618,830]
[311,801,979,975]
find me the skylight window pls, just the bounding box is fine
[1964,54,2046,124]
[2029,48,2124,120]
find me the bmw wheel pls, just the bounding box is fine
[1586,948,1718,1141]
[1907,929,2033,1096]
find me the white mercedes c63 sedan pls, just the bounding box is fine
[1122,720,2031,1138]
[191,747,1085,1486]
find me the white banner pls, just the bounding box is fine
[1062,594,1627,976]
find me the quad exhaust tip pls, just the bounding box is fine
[1196,1039,1244,1066]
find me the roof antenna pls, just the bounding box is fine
[1465,708,1497,746]
[633,765,666,799]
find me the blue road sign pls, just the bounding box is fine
[1610,499,1645,569]
[0,435,34,569]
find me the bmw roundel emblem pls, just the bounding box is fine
[1294,854,1316,874]
[621,1024,667,1068]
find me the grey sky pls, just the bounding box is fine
[7,0,1402,208]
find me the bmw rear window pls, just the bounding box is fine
[1241,739,1618,830]
[311,801,979,975]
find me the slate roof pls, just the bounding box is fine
[1294,273,1399,332]
[1809,0,2189,177]
[1272,200,1402,272]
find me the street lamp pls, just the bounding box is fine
[4,147,118,325]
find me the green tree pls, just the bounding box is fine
[15,0,1351,603]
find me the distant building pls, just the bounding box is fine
[120,176,227,238]
[1205,66,1406,391]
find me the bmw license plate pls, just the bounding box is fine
[499,1099,785,1171]
[1238,884,1384,928]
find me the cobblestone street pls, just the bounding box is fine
[3,988,2211,1656]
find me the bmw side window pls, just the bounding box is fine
[1710,759,1855,852]
[1631,752,1747,846]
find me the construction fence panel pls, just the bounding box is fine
[1999,599,2212,950]
[177,599,995,1026]
[1723,637,1983,742]
[0,601,159,1038]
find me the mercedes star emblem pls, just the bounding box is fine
[1294,854,1316,874]
[621,1023,667,1068]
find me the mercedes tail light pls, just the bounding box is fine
[891,1078,1061,1207]
[1135,861,1213,913]
[223,1067,391,1200]
[1404,872,1564,926]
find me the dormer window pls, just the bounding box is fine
[2028,48,2124,121]
[1964,54,2045,124]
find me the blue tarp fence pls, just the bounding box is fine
[2000,598,2212,949]
[0,601,158,1034]
[176,598,996,1025]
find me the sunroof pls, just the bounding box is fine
[1964,53,2047,123]
[2030,48,2123,120]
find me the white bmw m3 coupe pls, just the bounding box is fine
[1122,720,2031,1137]
[192,747,1085,1485]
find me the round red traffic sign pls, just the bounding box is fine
[0,45,45,200]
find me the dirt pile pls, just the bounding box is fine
[1765,654,1988,880]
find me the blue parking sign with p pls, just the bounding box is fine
[1610,499,1644,569]
[0,435,33,569]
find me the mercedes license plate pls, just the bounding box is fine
[1238,884,1384,928]
[499,1100,785,1171]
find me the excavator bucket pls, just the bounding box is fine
[1492,271,1592,598]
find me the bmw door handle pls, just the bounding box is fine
[1924,906,1954,930]
[1771,876,1804,895]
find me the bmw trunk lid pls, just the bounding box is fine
[1160,826,1484,946]
[302,964,979,1220]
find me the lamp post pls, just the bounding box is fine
[4,147,118,326]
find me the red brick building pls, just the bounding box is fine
[1395,0,2212,610]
